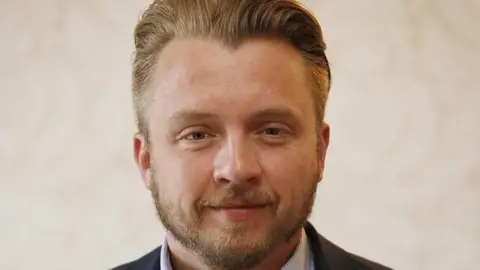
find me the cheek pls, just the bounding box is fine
[259,145,318,206]
[152,144,214,209]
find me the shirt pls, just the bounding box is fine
[160,229,314,270]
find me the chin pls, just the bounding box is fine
[204,225,272,245]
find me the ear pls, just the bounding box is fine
[316,121,330,179]
[133,132,152,190]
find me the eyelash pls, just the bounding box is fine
[261,127,284,136]
[182,131,214,141]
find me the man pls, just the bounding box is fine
[113,0,392,269]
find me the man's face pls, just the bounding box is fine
[134,38,329,269]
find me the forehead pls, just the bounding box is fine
[148,38,315,123]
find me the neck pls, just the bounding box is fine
[166,229,303,270]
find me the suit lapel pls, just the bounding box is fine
[305,222,331,270]
[305,222,374,270]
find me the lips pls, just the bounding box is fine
[208,203,270,220]
[209,203,268,209]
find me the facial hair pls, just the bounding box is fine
[149,168,319,270]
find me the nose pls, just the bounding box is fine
[213,134,262,185]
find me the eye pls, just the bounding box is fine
[263,127,283,136]
[183,131,212,141]
[176,129,216,151]
[257,124,293,145]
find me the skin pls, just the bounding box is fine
[133,37,330,270]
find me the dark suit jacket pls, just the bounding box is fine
[112,222,393,270]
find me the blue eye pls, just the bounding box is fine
[185,131,210,141]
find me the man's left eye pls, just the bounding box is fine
[263,128,282,136]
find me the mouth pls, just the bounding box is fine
[211,203,268,209]
[208,203,270,220]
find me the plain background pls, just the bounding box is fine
[1,0,479,269]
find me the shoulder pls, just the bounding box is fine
[318,233,392,269]
[305,223,393,270]
[110,246,161,270]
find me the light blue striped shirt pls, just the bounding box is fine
[160,229,314,270]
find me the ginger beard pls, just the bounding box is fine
[148,165,320,270]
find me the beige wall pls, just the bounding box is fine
[1,0,478,269]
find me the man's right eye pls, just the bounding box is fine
[183,131,211,141]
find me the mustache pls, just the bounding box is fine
[197,186,277,209]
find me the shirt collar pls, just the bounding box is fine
[159,237,172,270]
[281,228,312,270]
[160,229,312,270]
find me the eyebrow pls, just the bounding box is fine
[168,110,217,124]
[249,107,302,122]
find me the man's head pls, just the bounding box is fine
[132,0,331,269]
